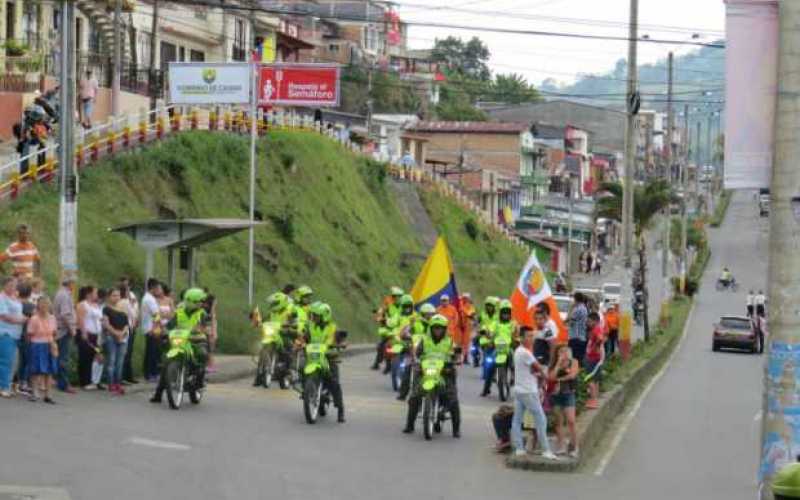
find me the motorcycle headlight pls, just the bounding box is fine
[171,338,185,347]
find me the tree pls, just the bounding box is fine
[597,179,673,238]
[431,36,491,81]
[492,73,542,104]
[596,179,674,341]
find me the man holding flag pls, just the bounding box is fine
[510,250,568,344]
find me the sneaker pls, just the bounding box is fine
[0,391,13,398]
[17,385,31,395]
[495,440,511,452]
[514,449,527,457]
[568,447,580,459]
[83,384,98,391]
[43,397,56,405]
[542,451,559,461]
[96,384,107,391]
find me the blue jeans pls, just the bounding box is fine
[0,335,19,391]
[105,338,128,385]
[56,335,73,390]
[511,391,552,454]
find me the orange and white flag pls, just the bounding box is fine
[510,251,568,342]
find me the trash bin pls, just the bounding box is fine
[774,463,800,499]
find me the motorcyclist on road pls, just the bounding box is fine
[290,285,314,333]
[371,286,404,371]
[253,292,296,387]
[299,301,346,423]
[481,299,518,397]
[397,303,436,401]
[719,267,734,287]
[402,314,461,438]
[150,288,209,404]
[473,296,499,367]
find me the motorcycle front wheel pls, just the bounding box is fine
[303,376,322,424]
[423,395,438,441]
[166,359,185,410]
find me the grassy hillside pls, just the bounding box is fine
[1,130,526,354]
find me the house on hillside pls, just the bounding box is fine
[403,121,537,225]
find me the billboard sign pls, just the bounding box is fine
[169,62,251,104]
[258,64,340,107]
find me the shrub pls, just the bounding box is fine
[268,204,295,242]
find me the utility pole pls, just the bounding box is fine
[367,65,374,138]
[760,2,800,497]
[567,184,574,274]
[111,0,121,116]
[662,52,673,298]
[148,0,160,112]
[680,104,689,293]
[58,0,78,279]
[247,9,258,306]
[622,0,639,268]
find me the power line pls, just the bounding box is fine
[163,0,726,49]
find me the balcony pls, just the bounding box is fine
[520,205,546,218]
[520,172,551,186]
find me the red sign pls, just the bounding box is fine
[258,64,340,107]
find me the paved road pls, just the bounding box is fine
[0,191,764,500]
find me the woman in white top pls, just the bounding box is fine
[76,286,104,390]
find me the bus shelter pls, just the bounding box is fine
[110,218,262,290]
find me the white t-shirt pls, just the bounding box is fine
[140,292,159,334]
[755,294,767,306]
[535,319,558,342]
[513,345,540,395]
[80,301,103,335]
[746,295,754,306]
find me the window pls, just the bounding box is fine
[328,44,339,53]
[179,46,185,62]
[22,3,38,48]
[194,7,207,20]
[137,30,152,68]
[190,49,205,62]
[52,8,60,32]
[232,18,245,61]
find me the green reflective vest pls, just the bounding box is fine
[496,320,516,341]
[479,310,498,335]
[175,307,206,331]
[422,335,453,361]
[308,321,337,346]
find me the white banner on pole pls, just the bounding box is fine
[723,1,778,189]
[59,200,78,272]
[168,62,251,104]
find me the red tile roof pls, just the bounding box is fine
[408,121,530,133]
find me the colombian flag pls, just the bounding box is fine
[410,237,460,307]
[510,250,568,342]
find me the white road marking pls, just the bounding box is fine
[593,302,696,476]
[126,436,192,451]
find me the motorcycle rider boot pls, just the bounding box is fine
[481,379,491,397]
[403,398,420,433]
[337,406,346,423]
[451,405,461,438]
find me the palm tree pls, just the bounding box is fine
[596,179,673,341]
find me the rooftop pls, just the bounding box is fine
[407,121,531,134]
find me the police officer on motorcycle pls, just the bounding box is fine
[473,296,499,367]
[301,302,346,423]
[402,314,461,438]
[481,299,517,397]
[371,286,404,371]
[397,303,436,401]
[253,292,296,387]
[150,288,209,404]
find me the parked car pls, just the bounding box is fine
[712,315,758,353]
[553,294,572,322]
[602,282,622,305]
[575,287,602,305]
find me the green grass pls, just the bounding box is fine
[710,190,732,227]
[2,131,527,359]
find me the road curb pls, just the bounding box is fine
[123,344,375,396]
[506,307,691,473]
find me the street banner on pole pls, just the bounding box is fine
[723,0,778,189]
[258,64,340,107]
[168,62,251,104]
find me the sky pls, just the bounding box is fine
[396,0,726,86]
